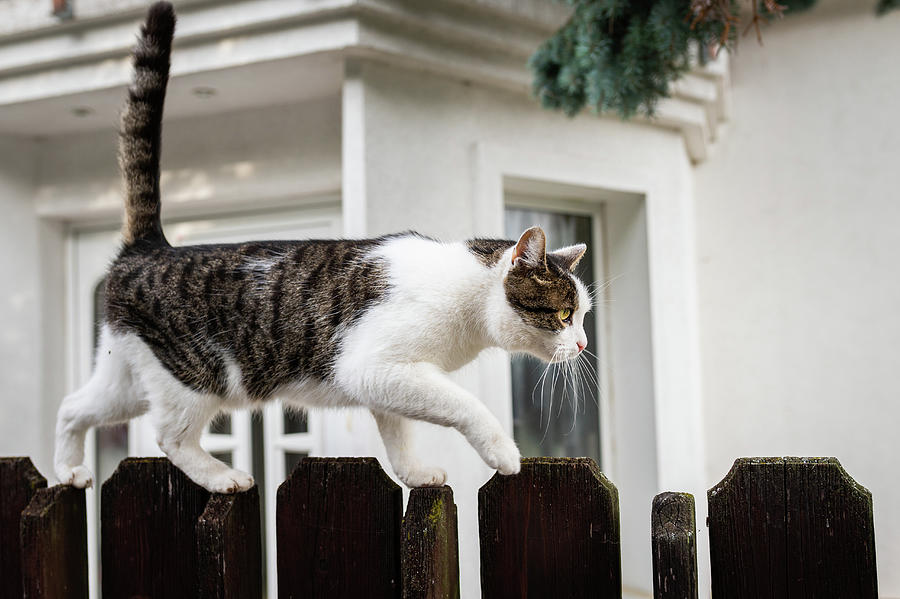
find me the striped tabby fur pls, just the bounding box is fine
[54,2,592,493]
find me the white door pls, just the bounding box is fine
[69,202,340,599]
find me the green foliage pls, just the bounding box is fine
[877,0,899,15]
[530,0,736,118]
[531,0,898,119]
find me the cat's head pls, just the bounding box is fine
[497,226,590,363]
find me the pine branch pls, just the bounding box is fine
[877,0,899,15]
[530,0,892,120]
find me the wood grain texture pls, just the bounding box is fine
[101,458,211,599]
[401,486,459,599]
[478,457,621,599]
[20,485,88,599]
[651,492,697,599]
[276,457,403,599]
[197,485,263,599]
[708,457,877,598]
[0,457,47,599]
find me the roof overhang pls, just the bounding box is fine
[0,0,728,162]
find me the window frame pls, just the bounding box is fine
[503,193,613,466]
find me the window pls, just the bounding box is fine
[71,204,339,599]
[505,204,602,465]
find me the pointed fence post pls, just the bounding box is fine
[20,485,88,599]
[401,486,459,599]
[651,492,697,599]
[197,485,263,599]
[708,457,877,599]
[276,457,403,599]
[479,457,621,598]
[101,458,212,598]
[0,457,47,599]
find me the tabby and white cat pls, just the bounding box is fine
[54,2,590,493]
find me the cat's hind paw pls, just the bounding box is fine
[205,468,255,494]
[399,465,448,488]
[56,464,94,489]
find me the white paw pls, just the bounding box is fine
[56,464,94,489]
[399,465,448,488]
[204,468,255,494]
[481,433,521,475]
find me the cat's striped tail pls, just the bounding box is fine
[119,2,175,247]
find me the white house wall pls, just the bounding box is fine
[694,3,900,596]
[35,96,342,223]
[350,59,702,599]
[0,136,48,466]
[4,97,341,481]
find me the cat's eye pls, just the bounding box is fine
[558,308,572,322]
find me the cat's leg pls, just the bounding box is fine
[54,327,147,488]
[372,411,447,487]
[339,361,520,476]
[148,387,254,494]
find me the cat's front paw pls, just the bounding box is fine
[56,464,94,489]
[481,433,521,475]
[205,468,255,494]
[399,465,448,488]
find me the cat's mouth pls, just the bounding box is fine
[546,346,581,364]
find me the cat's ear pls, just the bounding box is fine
[550,243,587,272]
[512,226,547,269]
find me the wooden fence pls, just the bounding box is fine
[0,455,877,598]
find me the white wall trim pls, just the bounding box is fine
[474,140,707,596]
[472,140,706,492]
[0,0,728,162]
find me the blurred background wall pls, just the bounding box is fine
[0,0,897,597]
[695,4,900,593]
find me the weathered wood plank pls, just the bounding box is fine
[401,486,459,599]
[20,485,88,599]
[0,457,47,599]
[479,457,621,598]
[276,457,403,599]
[708,457,786,598]
[708,457,877,598]
[197,485,263,599]
[651,492,697,599]
[101,458,211,599]
[783,457,877,598]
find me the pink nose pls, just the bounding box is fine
[577,341,586,352]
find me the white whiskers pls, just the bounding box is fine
[525,347,603,444]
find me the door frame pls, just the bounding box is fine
[67,200,341,599]
[503,193,613,467]
[474,141,706,597]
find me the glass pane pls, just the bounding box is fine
[96,425,128,485]
[211,451,233,467]
[504,207,601,465]
[283,409,308,434]
[210,415,232,435]
[285,452,308,477]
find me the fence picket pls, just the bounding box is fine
[20,485,88,599]
[708,457,877,598]
[276,457,402,599]
[401,486,459,599]
[197,486,263,599]
[0,457,46,599]
[0,454,881,598]
[478,457,621,598]
[651,492,697,599]
[101,458,212,598]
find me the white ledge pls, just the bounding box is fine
[0,0,730,163]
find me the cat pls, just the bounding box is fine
[53,1,591,493]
